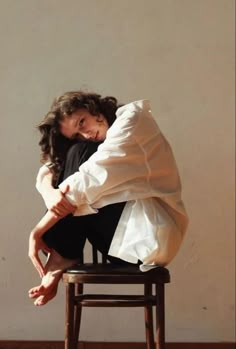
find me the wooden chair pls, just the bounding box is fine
[62,246,170,349]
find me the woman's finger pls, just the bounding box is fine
[52,196,75,211]
[51,203,75,217]
[60,199,76,212]
[51,208,65,218]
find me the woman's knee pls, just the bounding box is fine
[63,141,100,178]
[66,142,82,161]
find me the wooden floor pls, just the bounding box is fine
[0,341,235,349]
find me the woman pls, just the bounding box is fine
[28,91,188,306]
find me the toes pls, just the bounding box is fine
[28,285,46,298]
[34,295,45,306]
[29,284,44,293]
[34,289,57,306]
[29,293,38,299]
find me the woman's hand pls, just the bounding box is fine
[42,185,76,218]
[38,169,76,218]
[28,229,51,278]
[28,210,63,277]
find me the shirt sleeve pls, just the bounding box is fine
[58,102,181,217]
[58,108,154,216]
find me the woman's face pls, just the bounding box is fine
[60,109,109,142]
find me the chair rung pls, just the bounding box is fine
[74,294,156,307]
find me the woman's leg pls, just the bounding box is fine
[30,141,130,305]
[29,142,100,305]
[29,249,79,306]
[86,202,129,264]
[42,141,101,260]
[42,141,128,263]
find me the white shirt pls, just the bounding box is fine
[36,100,188,270]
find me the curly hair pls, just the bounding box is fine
[37,91,121,185]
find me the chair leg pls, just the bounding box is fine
[73,283,84,349]
[155,283,165,349]
[144,283,155,349]
[65,283,76,349]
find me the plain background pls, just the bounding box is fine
[0,0,235,343]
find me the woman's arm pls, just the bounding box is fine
[36,165,76,217]
[29,172,76,276]
[28,210,61,277]
[58,101,184,218]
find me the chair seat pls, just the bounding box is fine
[63,263,170,284]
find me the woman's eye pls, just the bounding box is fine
[79,118,84,127]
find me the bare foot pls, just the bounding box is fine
[28,270,61,300]
[34,287,58,306]
[29,249,78,306]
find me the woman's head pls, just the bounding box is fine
[59,108,109,142]
[38,91,120,182]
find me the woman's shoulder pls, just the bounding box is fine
[116,99,151,118]
[106,99,160,143]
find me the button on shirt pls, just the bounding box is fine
[36,100,188,270]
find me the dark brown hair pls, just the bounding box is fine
[37,91,120,184]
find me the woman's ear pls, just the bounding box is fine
[97,113,106,122]
[96,114,103,122]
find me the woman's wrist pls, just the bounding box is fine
[32,211,60,238]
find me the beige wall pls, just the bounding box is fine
[0,0,235,343]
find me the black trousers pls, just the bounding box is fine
[42,142,128,264]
